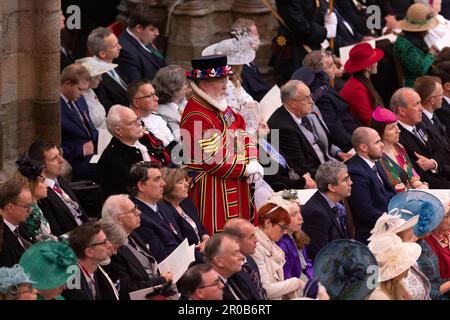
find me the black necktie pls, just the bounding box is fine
[128,236,138,250]
[301,117,313,132]
[14,228,31,249]
[432,113,446,136]
[241,263,267,300]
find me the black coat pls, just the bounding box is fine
[434,98,450,141]
[132,198,184,263]
[103,232,166,300]
[38,176,88,236]
[0,226,25,267]
[267,106,322,178]
[233,256,266,300]
[240,63,269,102]
[223,272,259,301]
[116,31,165,83]
[346,155,395,243]
[94,72,129,113]
[302,191,348,261]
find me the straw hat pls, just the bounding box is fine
[76,57,117,77]
[368,233,421,282]
[368,210,419,241]
[399,3,439,32]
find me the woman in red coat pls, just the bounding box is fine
[426,209,450,279]
[340,43,385,126]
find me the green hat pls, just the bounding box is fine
[19,241,77,291]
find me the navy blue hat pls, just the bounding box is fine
[186,55,234,80]
[387,190,444,237]
[313,239,377,300]
[291,67,329,101]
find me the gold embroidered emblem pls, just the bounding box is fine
[276,35,287,47]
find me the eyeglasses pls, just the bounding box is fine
[119,205,141,216]
[291,94,313,103]
[341,175,352,183]
[135,92,158,100]
[13,203,34,212]
[126,119,142,127]
[277,223,288,231]
[90,238,109,247]
[198,277,222,289]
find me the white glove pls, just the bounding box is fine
[245,160,264,177]
[324,11,337,39]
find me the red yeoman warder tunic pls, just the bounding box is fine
[180,93,259,234]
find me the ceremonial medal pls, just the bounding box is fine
[223,108,235,127]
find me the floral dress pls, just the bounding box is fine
[379,143,419,189]
[20,203,58,243]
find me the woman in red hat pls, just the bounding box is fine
[339,43,385,126]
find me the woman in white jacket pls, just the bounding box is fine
[252,195,305,300]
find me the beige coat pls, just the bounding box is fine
[252,228,302,300]
[367,287,392,300]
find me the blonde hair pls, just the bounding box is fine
[229,65,243,89]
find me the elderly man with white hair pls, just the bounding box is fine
[99,194,172,300]
[96,105,170,198]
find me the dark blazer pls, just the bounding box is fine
[0,225,25,267]
[315,88,359,152]
[60,96,99,181]
[60,47,75,71]
[223,272,258,301]
[116,30,165,83]
[94,71,129,113]
[62,265,118,300]
[421,113,450,152]
[241,63,270,102]
[346,155,395,243]
[435,98,450,138]
[233,255,266,300]
[103,232,166,300]
[38,176,88,236]
[132,197,184,263]
[268,106,322,178]
[302,191,349,261]
[398,124,450,188]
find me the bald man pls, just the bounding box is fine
[345,127,396,243]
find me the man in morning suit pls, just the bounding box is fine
[432,61,450,138]
[116,4,165,83]
[346,127,396,243]
[88,27,129,112]
[28,141,88,236]
[223,219,267,300]
[302,161,352,261]
[60,64,99,181]
[128,161,184,263]
[204,234,251,300]
[0,181,32,267]
[391,87,450,188]
[63,223,119,300]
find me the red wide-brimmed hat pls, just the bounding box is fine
[344,43,384,73]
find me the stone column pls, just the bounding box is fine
[231,0,277,74]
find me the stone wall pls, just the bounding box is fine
[0,0,60,171]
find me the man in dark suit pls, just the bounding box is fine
[60,10,74,71]
[116,4,165,83]
[60,64,99,181]
[268,80,323,187]
[178,263,225,300]
[0,181,32,267]
[63,223,118,300]
[302,161,352,261]
[88,27,129,112]
[391,87,450,188]
[223,219,267,300]
[431,61,450,138]
[204,233,252,301]
[28,140,89,236]
[230,19,269,102]
[346,127,396,243]
[128,161,184,263]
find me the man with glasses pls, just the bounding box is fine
[178,263,224,300]
[63,222,119,300]
[302,161,352,261]
[0,181,33,267]
[60,63,99,181]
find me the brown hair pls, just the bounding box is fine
[413,76,442,103]
[160,167,188,200]
[353,70,384,108]
[258,203,290,227]
[60,63,91,85]
[12,171,39,201]
[69,222,102,259]
[293,230,310,250]
[229,65,243,89]
[127,79,152,106]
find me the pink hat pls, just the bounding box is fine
[372,106,397,124]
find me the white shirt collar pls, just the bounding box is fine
[422,109,433,121]
[166,101,179,112]
[398,120,416,134]
[140,199,158,212]
[45,177,57,189]
[284,106,302,126]
[60,93,71,104]
[126,28,151,52]
[444,96,450,105]
[3,218,18,233]
[358,155,376,169]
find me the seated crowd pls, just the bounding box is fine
[2,1,450,301]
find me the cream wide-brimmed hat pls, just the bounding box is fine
[368,233,421,282]
[76,57,117,77]
[399,3,439,32]
[367,209,419,241]
[202,32,256,66]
